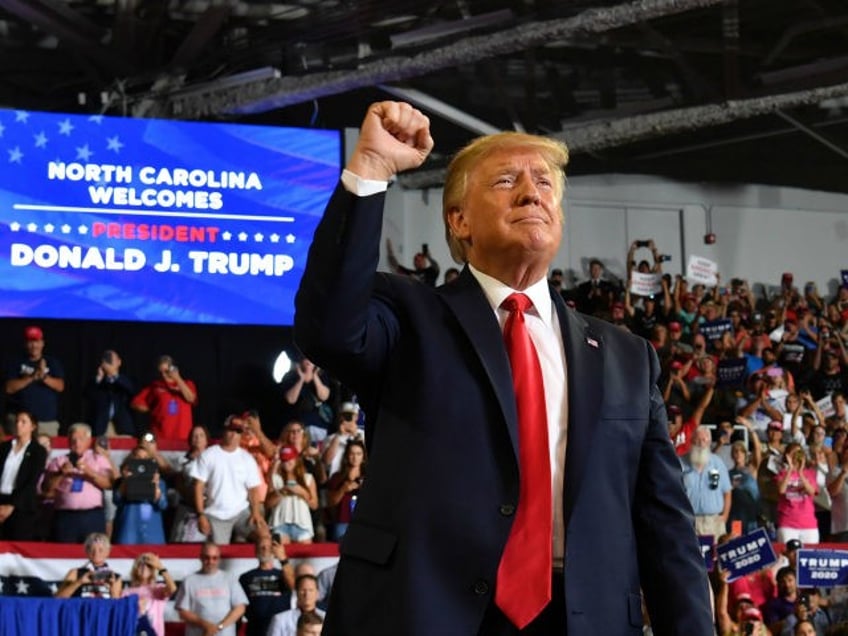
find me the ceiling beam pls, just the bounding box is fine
[161,0,727,118]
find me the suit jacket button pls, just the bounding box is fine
[473,580,489,595]
[499,504,515,516]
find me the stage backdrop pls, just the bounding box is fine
[0,108,341,326]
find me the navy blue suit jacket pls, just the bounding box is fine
[294,185,713,635]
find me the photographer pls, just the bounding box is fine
[41,422,115,542]
[85,349,136,437]
[112,445,169,544]
[626,239,670,281]
[385,238,439,287]
[131,354,197,441]
[776,443,819,544]
[780,589,830,636]
[55,532,122,599]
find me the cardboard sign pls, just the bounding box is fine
[716,528,777,582]
[797,548,848,587]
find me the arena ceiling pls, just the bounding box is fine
[2,0,848,192]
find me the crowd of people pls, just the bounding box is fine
[3,235,848,634]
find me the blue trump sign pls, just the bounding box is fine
[797,548,848,587]
[716,528,777,582]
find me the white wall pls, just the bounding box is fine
[378,172,848,298]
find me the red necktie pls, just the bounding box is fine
[495,293,553,628]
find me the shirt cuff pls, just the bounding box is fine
[341,169,389,197]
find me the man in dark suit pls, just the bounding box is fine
[85,349,137,437]
[0,410,48,540]
[294,102,713,635]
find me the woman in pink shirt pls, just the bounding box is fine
[775,442,819,544]
[122,552,177,636]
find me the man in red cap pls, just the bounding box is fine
[4,325,65,436]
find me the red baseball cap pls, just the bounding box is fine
[24,325,43,341]
[279,445,299,462]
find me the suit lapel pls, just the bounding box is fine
[439,268,519,458]
[553,293,604,529]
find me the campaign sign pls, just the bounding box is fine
[686,255,718,286]
[0,108,341,325]
[700,535,715,571]
[701,318,732,345]
[717,357,747,388]
[716,528,777,582]
[630,271,661,297]
[797,548,848,587]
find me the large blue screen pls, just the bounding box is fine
[0,108,341,325]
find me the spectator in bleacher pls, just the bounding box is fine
[810,332,848,399]
[4,325,65,437]
[315,562,337,611]
[278,419,327,541]
[238,533,296,636]
[758,420,788,528]
[170,424,210,543]
[739,373,785,440]
[791,619,818,636]
[296,611,324,636]
[780,588,831,636]
[266,445,318,544]
[775,443,819,544]
[682,425,732,538]
[321,401,364,477]
[727,418,764,534]
[717,573,771,636]
[444,267,460,284]
[827,439,848,542]
[386,237,440,287]
[667,379,714,458]
[111,445,169,544]
[175,540,248,636]
[764,566,801,635]
[240,410,277,509]
[122,552,177,636]
[325,439,366,542]
[266,573,326,636]
[192,415,267,544]
[575,258,615,315]
[131,354,197,441]
[0,410,47,540]
[41,422,116,542]
[55,531,122,599]
[281,357,334,444]
[85,349,136,437]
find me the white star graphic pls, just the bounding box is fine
[78,225,89,235]
[76,144,93,161]
[48,582,59,594]
[26,223,37,232]
[0,121,5,138]
[238,232,248,241]
[44,223,55,233]
[285,234,296,244]
[15,111,30,123]
[254,232,264,242]
[61,224,71,234]
[270,233,280,243]
[106,136,123,153]
[8,146,23,163]
[9,222,21,231]
[89,115,104,124]
[0,578,4,594]
[58,119,74,136]
[222,231,232,241]
[15,579,30,595]
[34,131,48,148]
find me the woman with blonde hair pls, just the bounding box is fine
[265,445,318,543]
[122,551,177,636]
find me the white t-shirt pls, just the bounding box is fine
[190,445,261,519]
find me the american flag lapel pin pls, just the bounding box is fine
[586,336,599,348]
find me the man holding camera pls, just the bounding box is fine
[131,354,197,441]
[682,425,732,539]
[42,422,116,542]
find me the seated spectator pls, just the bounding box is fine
[764,566,801,635]
[776,443,819,544]
[681,426,732,538]
[322,402,364,477]
[266,445,318,544]
[266,574,326,636]
[325,439,366,541]
[41,422,116,542]
[192,415,267,544]
[0,410,48,540]
[131,354,197,441]
[175,540,248,636]
[112,445,169,544]
[170,424,210,543]
[122,552,177,636]
[296,611,324,636]
[85,349,136,437]
[55,531,122,599]
[238,533,296,636]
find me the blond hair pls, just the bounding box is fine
[442,132,569,263]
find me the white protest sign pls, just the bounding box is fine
[686,255,718,286]
[630,271,662,296]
